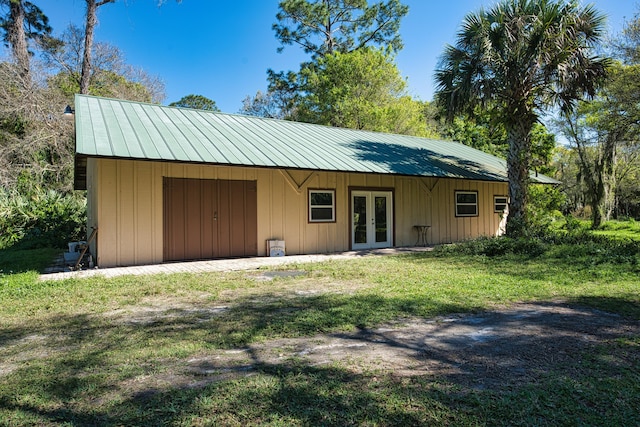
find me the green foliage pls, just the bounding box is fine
[50,69,154,102]
[47,71,81,97]
[0,0,53,51]
[530,123,557,175]
[527,184,565,229]
[435,226,640,266]
[0,189,86,249]
[92,71,157,104]
[440,112,507,157]
[273,0,409,58]
[435,0,609,231]
[558,61,640,227]
[1,19,167,196]
[617,9,640,64]
[169,94,219,111]
[0,111,26,137]
[595,219,640,240]
[435,236,547,258]
[562,214,587,233]
[295,48,436,136]
[264,0,413,125]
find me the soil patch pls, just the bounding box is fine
[192,302,637,383]
[116,301,639,394]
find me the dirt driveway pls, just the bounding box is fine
[105,295,639,393]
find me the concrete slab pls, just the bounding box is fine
[39,247,432,281]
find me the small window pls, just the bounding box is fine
[494,196,508,213]
[455,191,478,217]
[309,190,335,222]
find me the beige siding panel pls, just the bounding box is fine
[117,161,135,264]
[256,168,274,256]
[269,170,286,248]
[335,173,349,250]
[431,179,450,244]
[284,178,302,254]
[134,162,155,264]
[152,162,164,260]
[97,159,118,266]
[395,178,416,246]
[90,158,510,267]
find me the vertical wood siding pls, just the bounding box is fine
[89,159,508,267]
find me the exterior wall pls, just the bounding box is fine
[88,159,508,267]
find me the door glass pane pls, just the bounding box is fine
[375,196,387,243]
[353,196,367,244]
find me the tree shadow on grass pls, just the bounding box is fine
[0,247,60,274]
[1,293,638,425]
[396,251,640,320]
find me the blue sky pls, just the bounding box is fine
[39,0,639,113]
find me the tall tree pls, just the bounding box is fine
[79,0,179,96]
[169,94,219,111]
[0,0,52,84]
[240,90,289,119]
[43,24,165,103]
[248,0,409,121]
[81,0,114,94]
[434,0,608,236]
[294,48,435,136]
[0,60,75,192]
[273,0,408,58]
[615,9,640,64]
[559,62,640,227]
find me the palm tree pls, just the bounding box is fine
[434,0,608,236]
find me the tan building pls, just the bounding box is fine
[74,95,555,268]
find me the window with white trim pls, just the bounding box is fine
[455,191,478,217]
[309,190,335,222]
[494,196,508,213]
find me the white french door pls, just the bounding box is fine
[351,191,393,250]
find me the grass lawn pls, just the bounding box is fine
[0,240,639,426]
[595,219,640,241]
[562,218,640,241]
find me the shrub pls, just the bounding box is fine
[562,214,586,233]
[433,228,639,265]
[528,184,565,228]
[434,236,545,258]
[0,189,86,249]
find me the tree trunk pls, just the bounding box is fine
[81,0,115,94]
[590,176,606,228]
[7,0,30,86]
[80,0,97,94]
[587,133,617,229]
[505,120,533,237]
[602,133,617,222]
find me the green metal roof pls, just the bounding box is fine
[74,94,558,184]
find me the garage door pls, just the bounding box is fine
[163,178,257,261]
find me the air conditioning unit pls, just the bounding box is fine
[266,240,285,257]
